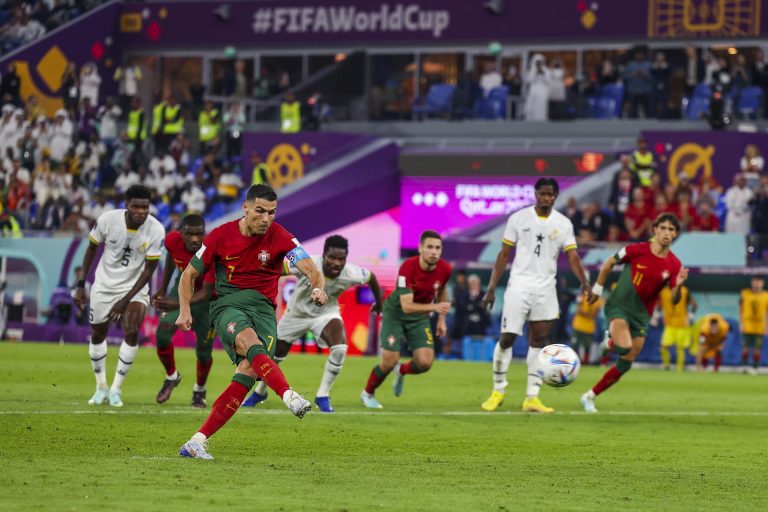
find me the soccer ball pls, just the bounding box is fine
[535,344,581,387]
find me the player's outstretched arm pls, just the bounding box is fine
[74,240,99,311]
[294,257,328,305]
[152,252,175,305]
[589,257,617,304]
[566,248,594,302]
[482,244,512,310]
[107,258,160,323]
[367,271,383,315]
[175,264,199,331]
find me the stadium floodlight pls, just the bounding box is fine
[484,0,504,15]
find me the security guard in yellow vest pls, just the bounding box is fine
[629,137,657,187]
[250,151,270,186]
[151,94,166,147]
[280,91,301,133]
[198,100,221,152]
[161,94,184,149]
[126,96,147,147]
[0,212,22,238]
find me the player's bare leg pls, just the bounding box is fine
[481,332,516,411]
[87,322,110,405]
[393,346,434,397]
[108,302,146,407]
[242,339,290,407]
[522,320,556,413]
[315,320,348,412]
[361,348,398,408]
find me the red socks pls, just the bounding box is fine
[199,381,249,438]
[713,353,722,372]
[157,345,176,376]
[399,361,424,375]
[197,359,213,387]
[592,366,623,396]
[365,366,388,394]
[250,354,290,397]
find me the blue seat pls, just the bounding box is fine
[736,86,763,119]
[693,83,712,98]
[412,84,455,117]
[594,84,623,119]
[686,96,710,120]
[205,201,226,220]
[477,86,509,120]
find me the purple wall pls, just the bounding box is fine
[641,130,768,187]
[118,1,766,48]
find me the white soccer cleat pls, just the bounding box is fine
[599,330,611,353]
[360,390,383,409]
[392,363,405,397]
[580,392,598,413]
[88,388,109,405]
[747,367,758,376]
[282,390,312,419]
[179,439,214,460]
[108,389,124,408]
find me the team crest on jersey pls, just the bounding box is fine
[227,322,236,334]
[662,270,670,280]
[387,335,396,346]
[433,281,441,291]
[259,250,270,265]
[138,242,148,253]
[548,229,559,240]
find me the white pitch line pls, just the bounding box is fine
[1,409,768,417]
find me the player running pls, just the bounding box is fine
[151,214,216,407]
[480,177,592,413]
[580,213,687,413]
[74,185,165,408]
[738,276,768,374]
[360,230,451,409]
[242,234,383,412]
[178,184,328,459]
[695,313,729,372]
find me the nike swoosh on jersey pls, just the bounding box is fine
[637,264,647,269]
[224,255,240,261]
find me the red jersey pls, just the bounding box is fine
[190,220,300,306]
[384,256,452,318]
[165,231,214,290]
[692,213,720,232]
[613,241,682,315]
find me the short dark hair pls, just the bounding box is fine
[653,212,681,231]
[420,230,442,244]
[180,213,205,228]
[535,177,559,195]
[709,317,719,325]
[126,184,151,202]
[246,183,277,202]
[324,234,348,254]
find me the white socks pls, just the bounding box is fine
[110,341,138,393]
[88,342,108,389]
[317,344,347,397]
[492,342,512,392]
[254,355,286,396]
[526,347,542,398]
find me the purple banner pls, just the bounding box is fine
[240,131,373,186]
[0,3,120,117]
[641,130,768,188]
[117,1,765,47]
[401,176,581,249]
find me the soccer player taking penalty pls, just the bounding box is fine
[480,178,592,413]
[580,213,687,413]
[242,234,383,412]
[74,185,165,408]
[177,184,328,459]
[360,230,452,409]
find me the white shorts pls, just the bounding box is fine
[277,311,343,348]
[89,284,150,325]
[501,287,559,335]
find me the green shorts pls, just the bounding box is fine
[742,333,764,349]
[379,312,434,352]
[604,297,649,339]
[573,330,593,349]
[159,297,213,347]
[209,289,277,364]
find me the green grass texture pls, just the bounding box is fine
[1,342,767,511]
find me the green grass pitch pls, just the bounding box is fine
[1,342,767,511]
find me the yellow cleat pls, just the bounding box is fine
[521,396,554,413]
[481,391,505,412]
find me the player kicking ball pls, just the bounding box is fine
[151,214,216,407]
[580,213,687,413]
[74,185,165,408]
[177,184,328,459]
[481,177,592,413]
[360,230,452,409]
[242,235,383,412]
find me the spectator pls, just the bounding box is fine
[479,61,502,97]
[77,97,97,141]
[224,101,245,159]
[751,176,768,234]
[1,63,20,105]
[740,144,764,187]
[59,210,89,236]
[730,54,751,92]
[180,180,206,213]
[668,190,698,232]
[49,109,73,162]
[97,97,121,149]
[198,100,221,154]
[82,194,114,224]
[15,12,46,45]
[25,95,44,120]
[684,46,705,97]
[629,137,657,187]
[113,64,142,116]
[149,148,177,181]
[60,62,79,117]
[79,63,101,108]
[254,68,275,99]
[154,166,180,203]
[624,188,653,241]
[693,174,723,207]
[250,151,269,186]
[608,165,638,225]
[598,59,619,86]
[449,269,468,343]
[451,71,481,120]
[0,104,15,156]
[623,49,654,118]
[114,165,139,194]
[504,65,522,118]
[464,274,490,335]
[524,54,550,121]
[573,201,610,244]
[280,90,301,133]
[548,58,567,120]
[651,51,670,118]
[189,81,205,118]
[725,173,754,234]
[38,196,70,230]
[17,125,37,171]
[215,167,244,204]
[168,133,191,168]
[692,201,720,232]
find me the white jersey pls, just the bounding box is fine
[88,209,164,293]
[502,206,576,292]
[283,255,371,318]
